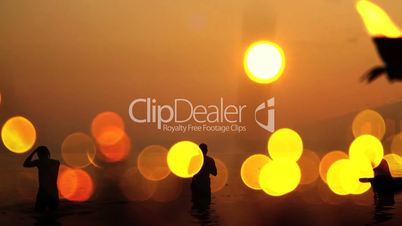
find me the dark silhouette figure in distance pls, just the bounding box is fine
[24,146,60,212]
[191,143,217,208]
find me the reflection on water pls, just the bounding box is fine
[190,200,219,226]
[33,212,61,226]
[2,187,402,226]
[373,192,397,224]
[374,205,394,224]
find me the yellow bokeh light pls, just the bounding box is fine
[259,160,301,196]
[167,141,204,178]
[240,154,271,190]
[267,128,303,162]
[349,134,384,168]
[349,159,374,195]
[326,159,354,195]
[319,150,348,183]
[61,132,96,168]
[138,145,170,181]
[384,154,402,177]
[352,109,385,140]
[244,40,285,84]
[1,116,37,154]
[326,159,373,195]
[356,0,402,38]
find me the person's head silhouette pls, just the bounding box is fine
[199,143,208,156]
[36,146,50,160]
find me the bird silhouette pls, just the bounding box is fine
[361,37,402,83]
[356,0,402,83]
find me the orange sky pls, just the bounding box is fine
[1,0,402,151]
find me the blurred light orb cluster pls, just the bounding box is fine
[241,128,303,196]
[244,40,285,84]
[58,166,94,202]
[138,145,170,181]
[356,0,402,38]
[260,128,303,196]
[327,159,373,195]
[259,159,301,196]
[324,110,386,196]
[61,132,96,168]
[99,133,131,163]
[319,150,348,183]
[352,109,385,140]
[325,142,380,196]
[241,154,271,190]
[91,112,131,162]
[1,116,37,154]
[167,141,204,178]
[91,112,125,145]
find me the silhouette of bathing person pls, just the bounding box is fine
[374,159,391,177]
[191,143,217,207]
[371,159,395,223]
[23,146,60,212]
[372,159,394,194]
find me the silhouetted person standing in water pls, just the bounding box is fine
[23,146,60,212]
[191,143,217,208]
[373,159,394,193]
[372,159,395,223]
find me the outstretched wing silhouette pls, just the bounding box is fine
[362,37,402,83]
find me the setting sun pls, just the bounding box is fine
[243,40,285,84]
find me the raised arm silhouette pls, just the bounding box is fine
[191,143,217,208]
[24,146,60,212]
